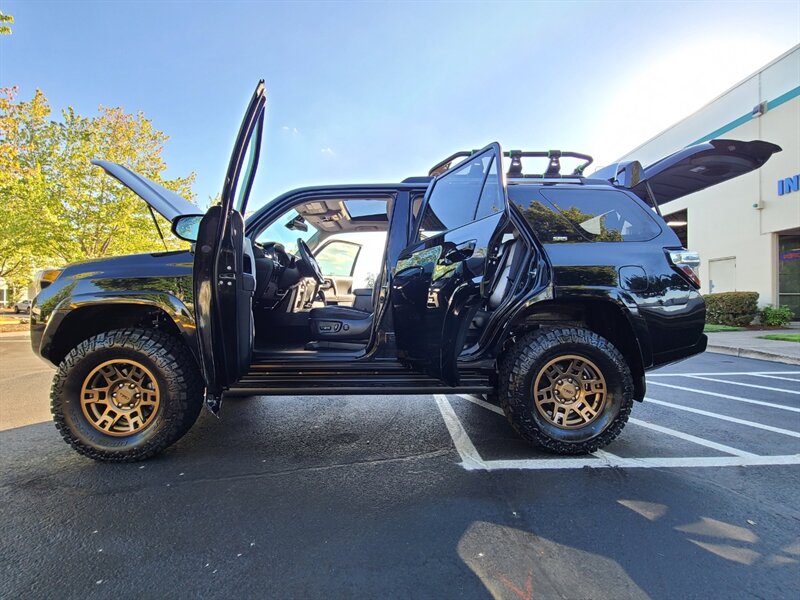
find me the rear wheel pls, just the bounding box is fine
[499,327,633,455]
[51,328,203,462]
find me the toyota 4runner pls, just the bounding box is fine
[30,82,781,462]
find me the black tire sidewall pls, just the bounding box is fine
[59,348,172,452]
[52,329,201,461]
[521,341,624,443]
[501,328,633,451]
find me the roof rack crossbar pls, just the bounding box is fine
[428,149,594,178]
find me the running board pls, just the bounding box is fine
[226,360,493,396]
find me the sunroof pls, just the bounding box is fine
[344,199,387,219]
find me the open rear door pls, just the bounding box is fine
[193,82,266,412]
[594,139,781,207]
[391,142,509,386]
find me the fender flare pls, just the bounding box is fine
[39,292,200,367]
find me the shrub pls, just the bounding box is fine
[704,292,759,327]
[759,305,794,327]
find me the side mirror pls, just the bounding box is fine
[172,214,205,242]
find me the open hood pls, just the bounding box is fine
[595,139,782,206]
[91,160,198,222]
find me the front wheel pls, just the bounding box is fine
[499,327,633,455]
[51,328,203,462]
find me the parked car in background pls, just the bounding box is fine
[14,299,31,314]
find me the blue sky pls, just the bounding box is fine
[1,1,798,213]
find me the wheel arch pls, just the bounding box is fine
[505,297,647,401]
[40,296,199,368]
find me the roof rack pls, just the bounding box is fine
[428,149,594,179]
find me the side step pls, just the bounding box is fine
[227,360,493,396]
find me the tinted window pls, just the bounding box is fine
[509,186,661,243]
[508,187,584,243]
[417,154,492,239]
[475,157,503,219]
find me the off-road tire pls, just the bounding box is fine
[499,327,633,455]
[51,328,203,462]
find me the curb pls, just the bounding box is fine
[0,330,30,338]
[707,345,800,366]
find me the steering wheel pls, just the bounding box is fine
[296,238,325,284]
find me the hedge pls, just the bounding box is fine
[760,305,794,327]
[704,292,759,327]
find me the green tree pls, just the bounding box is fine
[0,12,12,36]
[0,87,195,291]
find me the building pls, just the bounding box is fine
[613,45,800,318]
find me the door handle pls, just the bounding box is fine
[440,240,476,265]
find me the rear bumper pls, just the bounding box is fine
[648,333,707,370]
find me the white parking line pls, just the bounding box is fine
[683,374,800,395]
[747,373,800,383]
[469,454,800,471]
[628,418,756,457]
[648,381,800,413]
[649,371,800,377]
[645,397,800,438]
[457,393,503,415]
[440,394,798,471]
[456,393,758,457]
[433,395,486,470]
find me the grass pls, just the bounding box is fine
[760,333,800,343]
[703,324,744,333]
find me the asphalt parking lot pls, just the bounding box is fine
[1,337,799,599]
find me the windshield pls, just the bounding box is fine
[256,208,319,254]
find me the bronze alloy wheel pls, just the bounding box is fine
[80,359,161,436]
[532,354,607,429]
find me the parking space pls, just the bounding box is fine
[2,350,799,599]
[437,358,800,471]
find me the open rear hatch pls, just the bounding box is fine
[595,139,782,208]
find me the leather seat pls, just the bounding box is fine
[308,305,373,341]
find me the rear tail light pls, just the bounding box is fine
[668,250,701,288]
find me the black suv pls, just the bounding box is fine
[31,82,781,462]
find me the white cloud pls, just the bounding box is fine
[321,147,335,155]
[281,125,289,131]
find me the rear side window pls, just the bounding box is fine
[417,154,495,239]
[509,186,662,243]
[541,189,661,242]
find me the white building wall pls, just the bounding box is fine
[613,45,800,310]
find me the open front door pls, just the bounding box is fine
[392,142,509,386]
[193,82,266,412]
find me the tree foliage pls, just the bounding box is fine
[0,87,195,293]
[0,11,12,36]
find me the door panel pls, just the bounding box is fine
[392,143,509,385]
[193,82,266,411]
